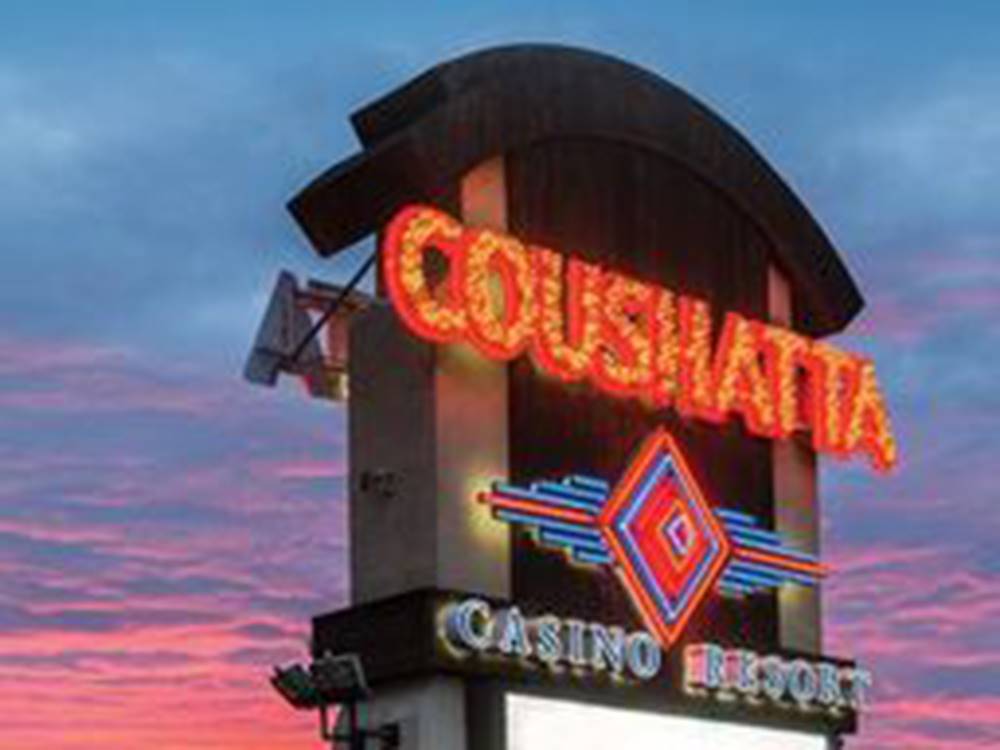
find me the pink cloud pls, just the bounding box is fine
[266,458,347,481]
[823,540,1000,750]
[853,695,1000,750]
[0,336,124,375]
[0,332,348,748]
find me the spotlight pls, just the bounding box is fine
[270,653,398,749]
[270,662,322,709]
[310,652,370,704]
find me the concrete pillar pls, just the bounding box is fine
[341,677,467,750]
[436,156,510,597]
[769,264,822,654]
[347,158,510,605]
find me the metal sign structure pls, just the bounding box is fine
[249,44,894,750]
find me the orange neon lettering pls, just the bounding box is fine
[530,250,601,381]
[650,289,679,406]
[803,342,857,455]
[843,358,897,471]
[592,272,657,396]
[383,205,467,342]
[761,326,810,438]
[463,228,536,360]
[381,205,897,472]
[713,313,777,435]
[676,296,715,419]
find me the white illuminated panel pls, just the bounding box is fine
[506,694,828,750]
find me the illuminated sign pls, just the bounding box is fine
[442,598,662,681]
[685,644,872,713]
[507,694,831,749]
[383,205,897,471]
[480,428,826,648]
[440,598,870,716]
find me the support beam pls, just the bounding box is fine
[347,157,510,604]
[770,264,822,654]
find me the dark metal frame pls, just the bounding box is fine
[319,702,400,749]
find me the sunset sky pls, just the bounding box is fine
[1,2,998,748]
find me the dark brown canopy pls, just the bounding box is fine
[289,44,862,335]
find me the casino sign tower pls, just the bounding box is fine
[247,44,894,750]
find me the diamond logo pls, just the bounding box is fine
[597,429,731,648]
[480,427,826,650]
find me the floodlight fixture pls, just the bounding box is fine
[270,652,398,749]
[270,662,322,709]
[310,652,371,704]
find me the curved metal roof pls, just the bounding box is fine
[289,44,862,334]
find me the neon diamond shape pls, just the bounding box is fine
[597,428,731,648]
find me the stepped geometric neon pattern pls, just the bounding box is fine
[479,428,828,649]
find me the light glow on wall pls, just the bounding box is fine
[505,694,829,750]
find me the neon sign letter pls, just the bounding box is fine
[383,205,897,471]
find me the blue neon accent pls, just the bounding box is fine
[494,510,595,538]
[730,537,820,564]
[719,572,759,589]
[715,508,759,525]
[729,560,818,586]
[539,528,609,553]
[618,456,684,616]
[531,481,607,506]
[723,525,784,545]
[715,509,819,564]
[719,572,761,589]
[535,524,603,542]
[664,512,692,556]
[723,565,776,582]
[718,575,756,591]
[722,568,783,588]
[726,561,785,580]
[567,475,611,493]
[573,549,614,565]
[492,483,601,514]
[728,560,818,586]
[717,581,755,596]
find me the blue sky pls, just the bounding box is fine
[1,2,999,748]
[4,1,999,358]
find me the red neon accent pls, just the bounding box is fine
[631,479,709,593]
[484,492,596,526]
[733,546,829,577]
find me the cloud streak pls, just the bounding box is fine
[0,332,346,748]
